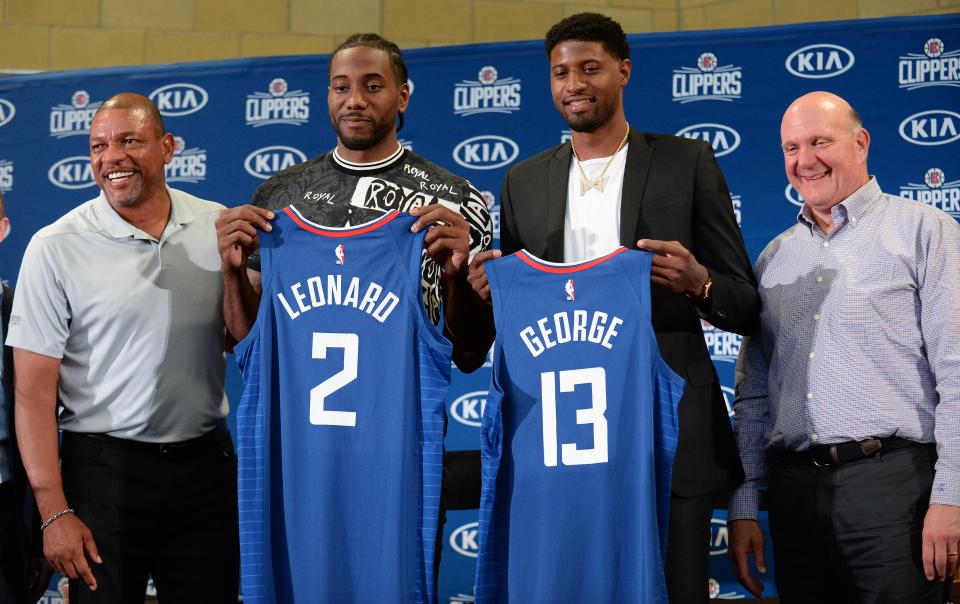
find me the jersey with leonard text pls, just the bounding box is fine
[248,147,492,324]
[235,207,452,603]
[475,248,684,604]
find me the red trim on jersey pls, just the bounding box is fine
[516,247,628,273]
[283,206,400,237]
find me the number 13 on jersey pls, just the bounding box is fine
[541,367,608,467]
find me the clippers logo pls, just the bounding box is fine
[481,190,500,239]
[243,145,307,179]
[730,193,742,225]
[785,183,805,207]
[708,578,721,599]
[149,83,208,117]
[335,244,345,265]
[49,90,102,138]
[785,44,855,79]
[672,52,742,103]
[48,156,95,190]
[899,110,960,145]
[453,65,522,116]
[449,522,479,558]
[675,123,740,157]
[399,138,414,151]
[453,135,519,170]
[0,98,15,128]
[450,390,487,427]
[565,279,576,301]
[710,517,729,556]
[351,177,460,214]
[165,136,207,184]
[701,320,742,364]
[0,159,13,193]
[245,78,310,127]
[900,168,960,219]
[899,38,960,90]
[561,130,572,144]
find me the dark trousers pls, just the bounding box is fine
[665,491,713,604]
[768,444,941,604]
[61,427,239,604]
[0,482,29,604]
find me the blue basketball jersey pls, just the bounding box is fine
[234,207,452,603]
[475,248,684,604]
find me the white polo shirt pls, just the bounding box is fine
[6,188,228,443]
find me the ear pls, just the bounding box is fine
[160,133,175,165]
[0,217,8,243]
[398,81,411,114]
[855,126,870,163]
[619,58,632,87]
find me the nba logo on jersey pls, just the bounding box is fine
[565,278,575,301]
[335,243,345,265]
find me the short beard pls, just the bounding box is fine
[566,114,604,133]
[102,181,142,208]
[559,94,619,134]
[333,112,397,151]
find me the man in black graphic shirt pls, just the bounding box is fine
[217,33,493,369]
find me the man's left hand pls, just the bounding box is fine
[410,205,470,276]
[636,239,710,296]
[922,503,960,581]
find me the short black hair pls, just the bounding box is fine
[545,13,631,62]
[96,93,166,137]
[330,33,409,132]
[331,33,409,85]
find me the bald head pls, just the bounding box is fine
[95,93,166,137]
[782,91,861,134]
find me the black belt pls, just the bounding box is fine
[772,437,924,467]
[65,421,228,458]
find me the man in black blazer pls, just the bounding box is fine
[0,192,49,603]
[468,13,759,603]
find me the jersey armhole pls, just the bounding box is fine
[617,251,654,325]
[235,216,283,359]
[397,216,451,352]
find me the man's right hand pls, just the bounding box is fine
[215,205,275,271]
[467,249,502,305]
[728,519,767,598]
[43,513,101,591]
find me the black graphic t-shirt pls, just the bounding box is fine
[248,145,493,324]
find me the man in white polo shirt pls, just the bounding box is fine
[7,93,238,603]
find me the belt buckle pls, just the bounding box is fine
[811,444,840,467]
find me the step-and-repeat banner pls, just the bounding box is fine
[1,13,958,602]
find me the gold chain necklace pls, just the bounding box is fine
[570,124,630,196]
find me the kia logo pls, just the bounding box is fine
[243,145,307,179]
[898,110,960,146]
[452,135,519,170]
[149,83,209,116]
[785,44,855,79]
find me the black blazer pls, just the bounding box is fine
[2,283,40,597]
[499,129,759,496]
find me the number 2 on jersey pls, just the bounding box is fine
[310,332,359,427]
[541,367,608,467]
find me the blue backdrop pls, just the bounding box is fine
[1,13,958,602]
